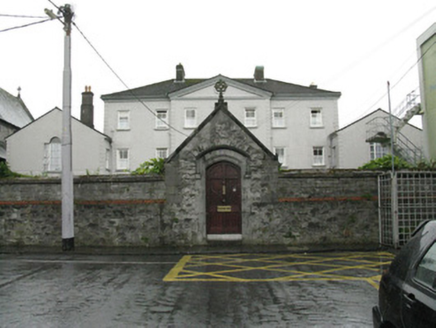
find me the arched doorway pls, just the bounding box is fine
[206,161,242,235]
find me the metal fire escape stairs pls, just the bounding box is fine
[365,91,423,164]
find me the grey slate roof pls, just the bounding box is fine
[0,88,34,128]
[101,76,341,100]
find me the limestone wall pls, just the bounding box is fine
[0,176,165,247]
[0,171,379,248]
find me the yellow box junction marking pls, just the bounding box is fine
[163,252,394,289]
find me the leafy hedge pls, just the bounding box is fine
[359,155,436,171]
[0,162,22,178]
[131,158,165,175]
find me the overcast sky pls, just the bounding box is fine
[1,0,435,132]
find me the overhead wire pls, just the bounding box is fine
[348,38,435,124]
[0,17,53,33]
[71,21,189,137]
[0,14,47,19]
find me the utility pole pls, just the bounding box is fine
[387,81,399,248]
[46,4,75,251]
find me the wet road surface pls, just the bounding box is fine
[0,251,393,327]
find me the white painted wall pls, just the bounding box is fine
[103,79,340,172]
[7,109,111,176]
[335,109,423,168]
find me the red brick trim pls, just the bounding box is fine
[278,196,378,203]
[76,199,166,205]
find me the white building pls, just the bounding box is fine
[7,89,111,176]
[332,109,424,168]
[101,65,341,173]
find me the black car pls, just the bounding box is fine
[373,220,436,328]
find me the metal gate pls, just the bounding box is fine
[378,171,436,247]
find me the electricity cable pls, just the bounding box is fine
[0,14,47,19]
[72,21,189,137]
[352,39,435,123]
[0,18,52,33]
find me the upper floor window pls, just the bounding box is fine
[370,143,388,160]
[245,108,257,127]
[44,137,61,172]
[156,148,168,159]
[117,111,130,130]
[310,108,323,127]
[272,109,285,128]
[274,147,286,166]
[116,149,129,171]
[184,108,197,128]
[313,146,325,166]
[156,110,168,129]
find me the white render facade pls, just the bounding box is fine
[102,66,341,173]
[6,108,111,176]
[332,109,424,169]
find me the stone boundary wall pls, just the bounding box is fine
[0,176,166,247]
[0,171,380,248]
[274,171,379,245]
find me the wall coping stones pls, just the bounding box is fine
[0,174,164,185]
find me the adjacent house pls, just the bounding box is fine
[101,65,341,173]
[331,109,424,168]
[417,23,436,160]
[0,87,34,162]
[6,89,111,176]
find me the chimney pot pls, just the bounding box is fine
[175,63,185,82]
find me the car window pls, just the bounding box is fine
[415,242,436,291]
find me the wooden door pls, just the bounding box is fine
[206,162,241,234]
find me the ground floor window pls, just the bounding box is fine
[274,147,286,166]
[156,148,168,159]
[370,142,388,160]
[44,137,61,172]
[117,149,129,170]
[313,146,324,166]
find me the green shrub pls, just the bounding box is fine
[0,162,22,178]
[131,158,165,175]
[358,154,411,171]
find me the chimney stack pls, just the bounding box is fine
[254,66,265,82]
[175,63,185,82]
[80,86,94,129]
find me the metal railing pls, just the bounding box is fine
[379,172,436,247]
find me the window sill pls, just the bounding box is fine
[272,126,286,129]
[310,126,324,129]
[154,127,169,131]
[184,126,197,130]
[117,128,130,131]
[245,125,258,129]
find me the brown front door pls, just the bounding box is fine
[206,161,242,234]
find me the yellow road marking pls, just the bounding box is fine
[163,255,191,281]
[163,252,394,289]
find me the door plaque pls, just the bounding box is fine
[217,205,232,212]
